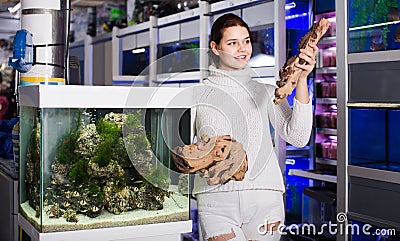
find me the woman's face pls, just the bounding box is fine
[211,26,252,71]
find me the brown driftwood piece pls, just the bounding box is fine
[172,135,233,173]
[200,141,248,185]
[171,134,248,185]
[274,18,330,105]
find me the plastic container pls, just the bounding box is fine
[325,20,336,37]
[320,112,332,128]
[330,81,337,98]
[331,111,337,129]
[330,141,337,160]
[321,141,331,159]
[322,82,331,98]
[322,49,332,67]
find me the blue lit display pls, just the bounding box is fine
[122,47,150,76]
[349,108,400,172]
[348,0,400,53]
[157,39,200,74]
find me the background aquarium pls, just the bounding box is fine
[19,105,191,233]
[349,108,400,172]
[248,25,275,68]
[348,0,400,53]
[157,39,199,74]
[122,47,150,76]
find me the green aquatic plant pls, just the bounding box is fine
[114,137,131,168]
[69,159,89,184]
[56,110,83,164]
[124,110,142,131]
[146,166,169,190]
[92,119,121,167]
[370,0,399,24]
[88,183,104,202]
[25,117,41,214]
[56,132,80,166]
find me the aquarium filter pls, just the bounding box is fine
[8,29,33,73]
[9,0,70,86]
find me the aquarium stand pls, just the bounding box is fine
[19,214,192,241]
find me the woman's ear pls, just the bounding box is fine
[210,41,220,56]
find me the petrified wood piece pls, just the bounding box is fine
[171,134,248,185]
[274,18,330,104]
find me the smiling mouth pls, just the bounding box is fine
[235,55,247,61]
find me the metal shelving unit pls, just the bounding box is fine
[290,10,338,182]
[288,169,337,183]
[337,0,400,239]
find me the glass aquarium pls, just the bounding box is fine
[19,86,192,234]
[348,0,400,53]
[122,47,150,76]
[157,39,200,74]
[248,25,275,68]
[349,108,400,172]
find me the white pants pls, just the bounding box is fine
[196,190,284,241]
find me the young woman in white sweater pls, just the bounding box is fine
[193,13,318,241]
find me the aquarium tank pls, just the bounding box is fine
[122,47,150,76]
[349,108,400,172]
[348,0,400,53]
[157,39,200,74]
[248,25,275,68]
[19,86,192,233]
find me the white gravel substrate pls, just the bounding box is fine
[20,194,190,233]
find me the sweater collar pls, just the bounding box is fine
[207,65,253,88]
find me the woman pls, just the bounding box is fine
[193,13,318,241]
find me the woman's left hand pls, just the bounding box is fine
[295,43,319,81]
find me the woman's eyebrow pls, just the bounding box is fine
[226,36,251,42]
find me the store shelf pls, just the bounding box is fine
[210,0,265,13]
[348,49,400,64]
[155,71,201,84]
[347,102,400,109]
[316,157,337,166]
[69,39,84,49]
[316,98,337,104]
[286,145,311,158]
[288,169,337,183]
[318,36,336,45]
[316,128,337,135]
[348,165,400,185]
[90,32,112,45]
[157,8,200,27]
[117,21,151,38]
[316,67,337,74]
[0,158,18,180]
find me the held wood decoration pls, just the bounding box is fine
[171,135,248,186]
[274,18,330,104]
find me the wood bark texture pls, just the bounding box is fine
[171,134,248,185]
[274,18,330,104]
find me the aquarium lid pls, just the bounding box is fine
[19,85,195,108]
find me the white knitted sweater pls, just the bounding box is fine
[192,65,312,194]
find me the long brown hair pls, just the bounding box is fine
[209,13,251,66]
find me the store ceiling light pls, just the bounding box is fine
[8,2,21,15]
[132,48,145,54]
